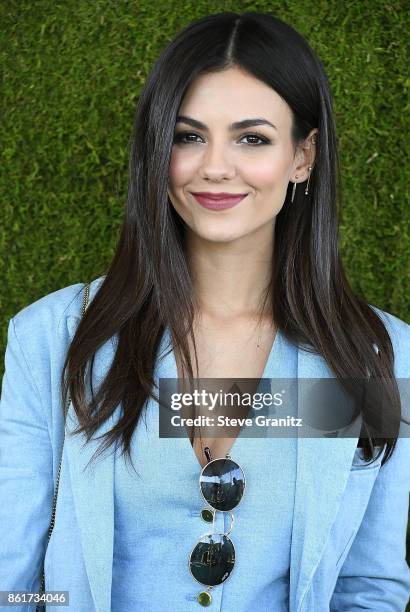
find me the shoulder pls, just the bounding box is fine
[6,276,105,377]
[369,304,410,378]
[369,305,410,433]
[10,275,105,339]
[1,277,106,435]
[3,276,105,408]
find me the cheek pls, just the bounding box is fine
[242,154,289,188]
[169,151,198,187]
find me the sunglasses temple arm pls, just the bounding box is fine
[204,446,213,463]
[225,512,234,537]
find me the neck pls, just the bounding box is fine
[185,222,275,322]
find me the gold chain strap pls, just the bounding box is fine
[37,282,90,610]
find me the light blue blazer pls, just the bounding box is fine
[0,276,409,611]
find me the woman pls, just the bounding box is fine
[0,11,409,612]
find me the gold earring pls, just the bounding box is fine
[291,175,298,203]
[305,166,313,195]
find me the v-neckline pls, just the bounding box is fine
[162,326,282,471]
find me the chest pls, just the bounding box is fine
[174,321,278,467]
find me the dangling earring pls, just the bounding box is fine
[305,166,313,195]
[291,175,298,203]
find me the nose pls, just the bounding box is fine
[199,141,236,182]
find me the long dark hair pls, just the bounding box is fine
[62,11,404,471]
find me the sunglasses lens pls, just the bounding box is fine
[189,533,235,586]
[199,458,245,511]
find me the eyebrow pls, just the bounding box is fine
[175,115,278,132]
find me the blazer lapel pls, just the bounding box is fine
[290,345,361,612]
[64,312,118,612]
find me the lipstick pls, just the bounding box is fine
[191,192,247,211]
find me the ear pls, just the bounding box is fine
[291,129,318,183]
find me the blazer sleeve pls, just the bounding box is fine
[330,311,410,611]
[330,437,410,611]
[0,316,54,608]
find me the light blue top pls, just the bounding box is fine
[0,277,409,611]
[111,328,297,611]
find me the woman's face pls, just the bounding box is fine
[168,65,314,244]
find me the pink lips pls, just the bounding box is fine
[191,192,248,210]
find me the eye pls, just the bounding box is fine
[239,133,271,146]
[173,132,203,145]
[172,131,271,146]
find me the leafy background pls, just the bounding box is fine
[0,0,409,603]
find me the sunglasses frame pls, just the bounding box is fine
[188,531,237,588]
[197,455,247,513]
[188,454,246,590]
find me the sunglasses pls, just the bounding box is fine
[188,447,246,607]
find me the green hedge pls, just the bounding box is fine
[1,1,409,604]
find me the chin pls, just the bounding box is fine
[188,223,247,244]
